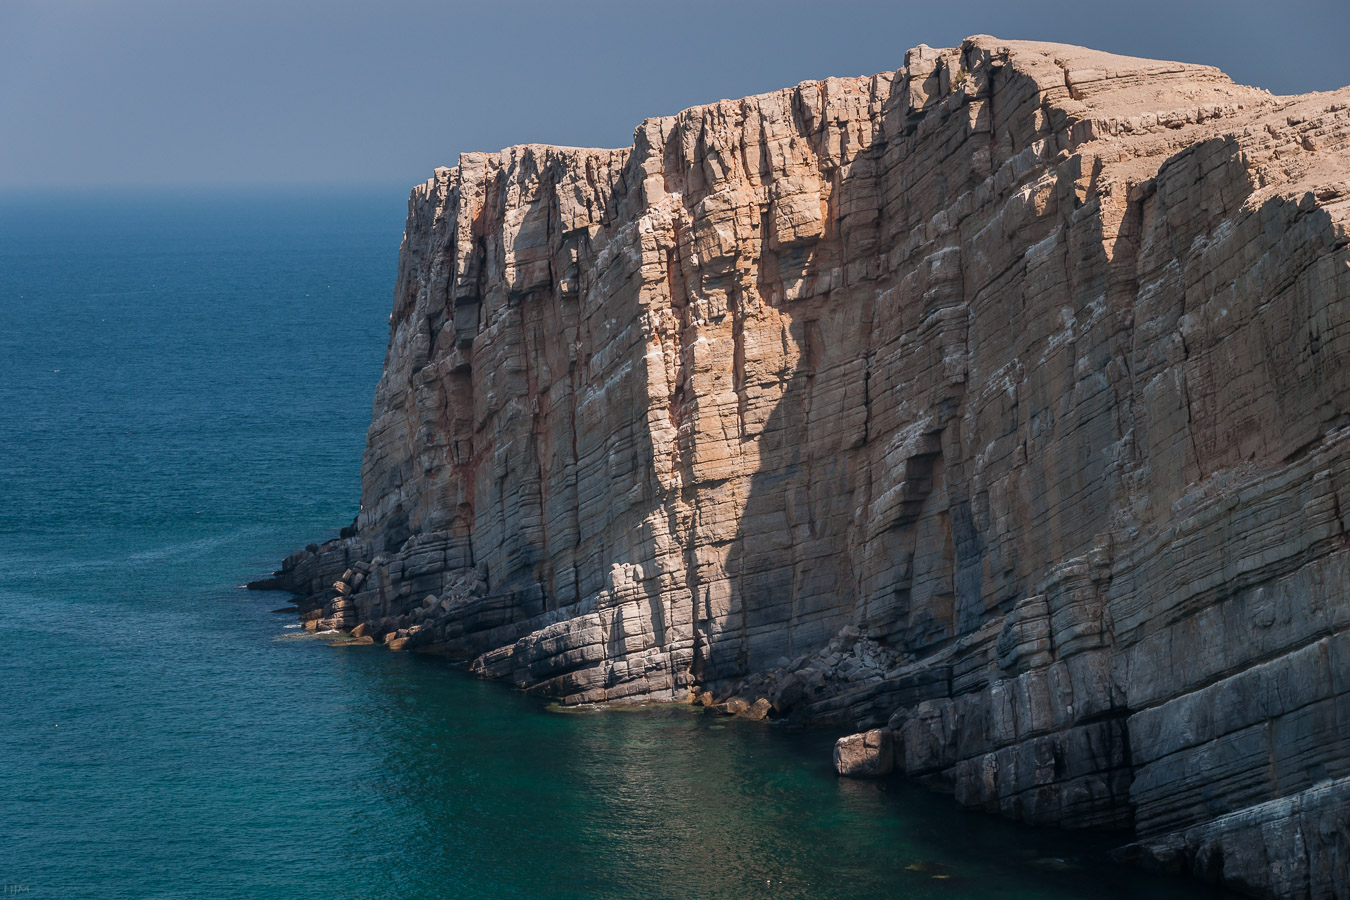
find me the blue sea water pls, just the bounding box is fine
[0,189,1229,899]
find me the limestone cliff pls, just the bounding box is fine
[272,37,1350,898]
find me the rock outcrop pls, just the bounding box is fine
[270,37,1350,898]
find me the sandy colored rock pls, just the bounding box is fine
[273,36,1350,897]
[834,729,895,777]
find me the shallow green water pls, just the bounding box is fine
[0,190,1227,899]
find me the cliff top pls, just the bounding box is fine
[415,34,1284,194]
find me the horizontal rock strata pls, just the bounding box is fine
[273,36,1350,898]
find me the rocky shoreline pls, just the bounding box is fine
[265,36,1350,898]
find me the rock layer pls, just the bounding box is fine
[273,37,1350,898]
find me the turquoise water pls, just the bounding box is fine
[0,190,1226,899]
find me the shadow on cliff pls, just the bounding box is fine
[702,73,1347,702]
[696,62,1017,689]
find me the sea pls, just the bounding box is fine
[0,188,1231,899]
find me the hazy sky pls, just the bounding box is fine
[2,0,1346,189]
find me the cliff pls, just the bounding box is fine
[271,37,1350,897]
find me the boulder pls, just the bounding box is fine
[834,729,894,778]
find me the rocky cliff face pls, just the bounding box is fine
[273,37,1350,898]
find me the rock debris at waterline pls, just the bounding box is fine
[257,36,1350,899]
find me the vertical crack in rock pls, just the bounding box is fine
[266,36,1350,898]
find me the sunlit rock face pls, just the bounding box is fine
[276,37,1350,897]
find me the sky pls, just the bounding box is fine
[1,0,1347,190]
